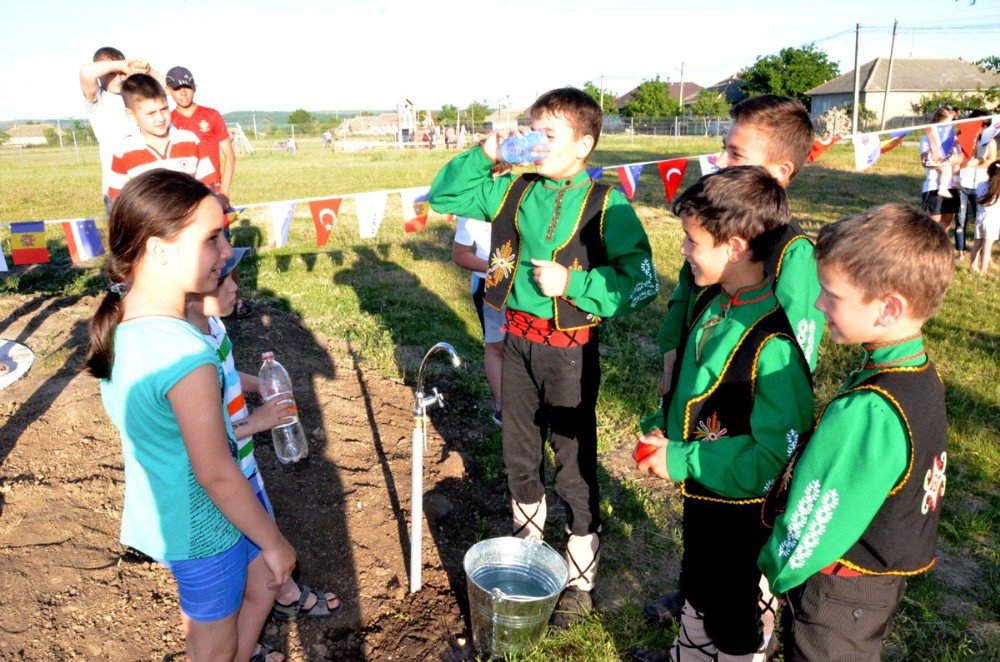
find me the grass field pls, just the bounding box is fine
[2,135,999,659]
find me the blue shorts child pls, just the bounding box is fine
[160,472,274,622]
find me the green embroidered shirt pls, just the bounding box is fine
[428,147,659,319]
[642,277,814,499]
[757,336,922,594]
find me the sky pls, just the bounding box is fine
[4,0,1000,121]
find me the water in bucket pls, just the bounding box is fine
[464,537,568,657]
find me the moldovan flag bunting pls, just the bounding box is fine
[880,130,911,155]
[656,158,688,202]
[854,133,882,171]
[10,222,50,265]
[308,198,342,247]
[955,120,981,158]
[400,187,431,233]
[616,165,643,200]
[698,153,719,176]
[226,206,246,229]
[808,136,841,162]
[61,218,105,264]
[269,203,295,248]
[355,191,388,239]
[586,167,604,180]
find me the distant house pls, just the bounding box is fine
[6,124,61,146]
[483,107,528,131]
[806,58,1000,124]
[340,112,399,137]
[617,81,705,111]
[696,74,747,106]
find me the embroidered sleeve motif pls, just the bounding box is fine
[786,429,800,457]
[486,240,515,288]
[796,319,817,361]
[921,452,947,515]
[629,258,660,309]
[777,478,840,569]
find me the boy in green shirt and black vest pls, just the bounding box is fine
[646,94,824,655]
[429,88,659,626]
[635,167,814,661]
[759,205,954,660]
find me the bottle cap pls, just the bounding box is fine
[261,351,275,361]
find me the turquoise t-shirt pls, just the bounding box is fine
[99,317,241,561]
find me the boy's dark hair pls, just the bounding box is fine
[730,95,814,181]
[121,73,167,110]
[93,46,125,62]
[530,87,603,153]
[815,204,954,321]
[672,166,789,261]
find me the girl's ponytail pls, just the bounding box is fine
[981,161,1000,207]
[85,290,124,379]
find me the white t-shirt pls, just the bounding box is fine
[919,135,961,193]
[453,217,491,279]
[86,88,135,195]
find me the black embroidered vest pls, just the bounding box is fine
[484,174,613,331]
[762,362,947,575]
[669,287,808,505]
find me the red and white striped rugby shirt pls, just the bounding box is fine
[106,126,219,200]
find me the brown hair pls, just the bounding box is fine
[85,171,214,379]
[121,73,167,110]
[980,161,1000,207]
[93,46,125,62]
[730,95,814,181]
[815,204,954,320]
[672,165,789,261]
[529,87,603,154]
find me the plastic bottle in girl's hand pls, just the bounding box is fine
[258,352,308,464]
[499,131,549,164]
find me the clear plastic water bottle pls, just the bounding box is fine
[258,351,308,464]
[499,130,548,163]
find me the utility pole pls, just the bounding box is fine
[253,113,259,139]
[879,19,899,131]
[852,23,861,136]
[678,61,686,112]
[599,74,605,112]
[56,118,64,148]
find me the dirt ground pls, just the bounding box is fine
[0,291,547,661]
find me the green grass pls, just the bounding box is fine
[2,136,999,659]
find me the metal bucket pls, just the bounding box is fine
[464,536,569,657]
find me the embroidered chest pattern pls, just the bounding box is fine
[487,240,515,288]
[786,429,800,457]
[695,412,728,441]
[921,452,947,515]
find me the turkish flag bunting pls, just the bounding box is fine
[808,136,842,162]
[308,198,342,247]
[656,158,688,203]
[955,120,981,159]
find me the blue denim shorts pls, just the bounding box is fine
[163,535,260,622]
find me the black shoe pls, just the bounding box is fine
[644,589,685,625]
[630,649,670,662]
[550,587,592,629]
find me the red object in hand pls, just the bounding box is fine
[633,439,660,463]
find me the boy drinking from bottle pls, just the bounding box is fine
[429,87,659,626]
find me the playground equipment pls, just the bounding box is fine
[409,342,461,593]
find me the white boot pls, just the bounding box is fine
[565,530,600,592]
[670,600,717,662]
[511,498,546,541]
[758,575,778,659]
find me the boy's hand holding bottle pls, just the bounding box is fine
[243,394,297,434]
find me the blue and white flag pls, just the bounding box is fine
[586,167,604,180]
[269,203,295,248]
[854,133,882,171]
[616,164,643,200]
[356,192,388,239]
[61,218,105,264]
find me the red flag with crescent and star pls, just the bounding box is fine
[308,198,342,247]
[808,136,841,162]
[656,158,688,203]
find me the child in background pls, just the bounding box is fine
[86,170,294,661]
[971,160,1000,274]
[185,249,343,623]
[922,107,959,199]
[634,167,814,661]
[106,74,218,200]
[759,205,954,660]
